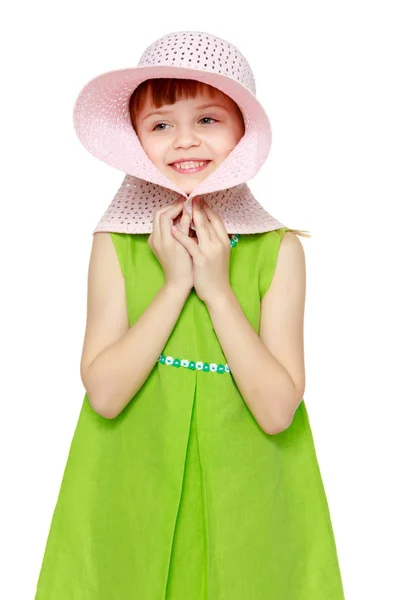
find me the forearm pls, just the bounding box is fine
[86,282,191,419]
[205,289,298,435]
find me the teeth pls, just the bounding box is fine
[173,161,207,170]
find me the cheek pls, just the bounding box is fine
[210,127,236,146]
[210,132,238,157]
[140,137,165,162]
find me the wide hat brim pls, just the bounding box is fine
[72,65,272,199]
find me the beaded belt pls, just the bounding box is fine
[157,234,240,375]
[158,354,231,374]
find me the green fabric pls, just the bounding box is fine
[35,228,345,599]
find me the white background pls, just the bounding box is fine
[1,1,399,598]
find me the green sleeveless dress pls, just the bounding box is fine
[35,227,345,599]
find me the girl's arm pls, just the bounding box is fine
[80,232,191,419]
[206,232,306,435]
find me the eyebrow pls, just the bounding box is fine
[142,103,229,121]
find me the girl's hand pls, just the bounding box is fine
[171,197,232,305]
[148,198,194,292]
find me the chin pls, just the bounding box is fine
[165,168,215,193]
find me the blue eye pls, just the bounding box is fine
[152,117,217,131]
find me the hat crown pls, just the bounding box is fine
[138,31,256,95]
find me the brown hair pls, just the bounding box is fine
[128,78,311,239]
[128,77,244,133]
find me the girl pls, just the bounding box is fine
[35,30,345,599]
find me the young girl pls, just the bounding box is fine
[35,30,345,599]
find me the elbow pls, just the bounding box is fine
[264,397,303,435]
[262,422,286,436]
[87,383,136,419]
[95,404,120,420]
[257,413,286,436]
[260,406,297,436]
[86,389,120,420]
[264,415,294,435]
[81,362,121,420]
[263,388,304,435]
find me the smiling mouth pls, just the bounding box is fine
[169,160,211,174]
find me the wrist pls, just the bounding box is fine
[164,280,192,299]
[204,286,235,311]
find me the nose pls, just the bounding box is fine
[172,123,201,149]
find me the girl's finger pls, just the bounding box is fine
[171,224,198,254]
[153,199,185,239]
[202,201,230,245]
[193,198,214,244]
[180,206,191,236]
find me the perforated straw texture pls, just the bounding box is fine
[139,31,256,92]
[93,175,286,235]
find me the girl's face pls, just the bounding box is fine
[133,88,245,195]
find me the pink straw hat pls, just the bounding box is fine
[72,30,289,235]
[73,30,272,200]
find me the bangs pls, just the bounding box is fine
[129,78,222,131]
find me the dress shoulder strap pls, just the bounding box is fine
[259,227,290,298]
[109,232,129,279]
